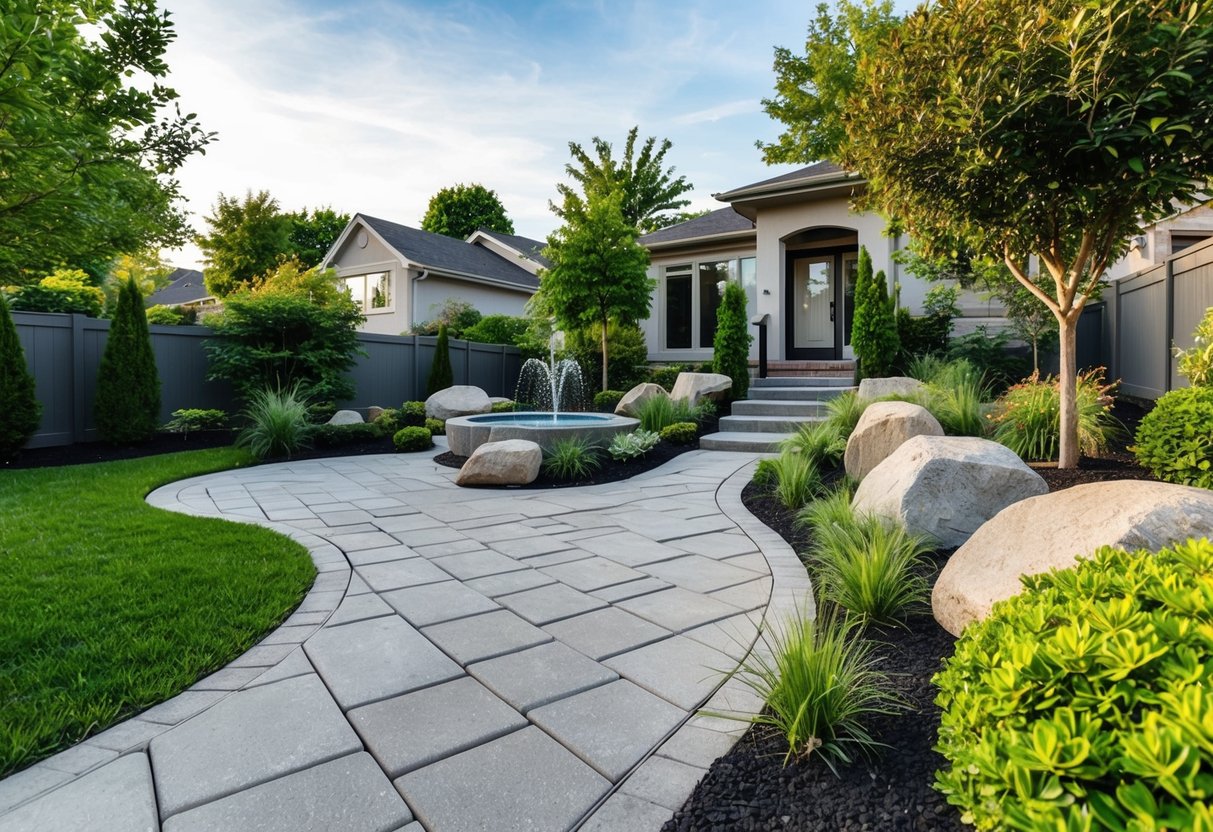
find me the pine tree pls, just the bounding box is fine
[0,292,41,459]
[427,323,454,395]
[95,278,160,442]
[713,281,752,399]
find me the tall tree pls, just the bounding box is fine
[542,192,654,391]
[94,278,160,443]
[0,293,41,459]
[287,207,351,268]
[840,0,1213,467]
[421,184,514,240]
[102,251,174,311]
[0,1,214,284]
[197,191,292,297]
[551,127,692,233]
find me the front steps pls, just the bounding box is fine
[701,373,856,453]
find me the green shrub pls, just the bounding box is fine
[608,429,660,461]
[461,314,530,347]
[659,421,698,445]
[144,305,186,326]
[9,270,105,318]
[425,417,445,436]
[713,281,752,399]
[311,422,383,447]
[0,293,40,460]
[934,539,1213,831]
[946,327,1030,396]
[635,395,700,433]
[851,248,899,380]
[399,401,427,427]
[895,307,953,370]
[163,408,227,435]
[567,321,649,392]
[593,390,625,411]
[491,399,515,413]
[426,323,454,396]
[542,436,601,480]
[692,399,717,424]
[1133,386,1213,488]
[372,408,400,434]
[237,386,312,459]
[392,426,433,452]
[1174,306,1213,387]
[922,363,989,437]
[411,298,481,338]
[724,610,905,771]
[779,421,846,467]
[990,368,1119,461]
[647,364,686,389]
[824,390,866,440]
[94,278,160,443]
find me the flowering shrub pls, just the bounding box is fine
[988,368,1118,461]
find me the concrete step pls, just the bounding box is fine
[718,415,825,434]
[751,376,854,388]
[731,400,830,417]
[699,431,791,453]
[748,386,855,401]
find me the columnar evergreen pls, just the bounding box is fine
[0,293,41,459]
[95,278,160,442]
[427,323,454,395]
[713,281,752,399]
[850,248,898,379]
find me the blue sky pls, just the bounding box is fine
[162,1,902,267]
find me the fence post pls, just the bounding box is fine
[411,335,420,401]
[1164,258,1175,393]
[1111,278,1121,383]
[71,314,86,443]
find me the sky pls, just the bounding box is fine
[161,0,847,268]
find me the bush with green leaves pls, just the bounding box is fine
[990,368,1119,462]
[895,307,953,370]
[8,270,105,318]
[779,421,846,468]
[411,298,482,338]
[647,364,687,389]
[426,323,454,396]
[607,429,661,461]
[1133,386,1213,489]
[851,248,899,380]
[567,321,650,392]
[0,293,40,460]
[659,421,698,445]
[461,314,530,347]
[934,539,1213,831]
[95,278,160,443]
[713,281,752,399]
[593,390,624,411]
[237,386,312,459]
[311,422,383,447]
[425,417,445,436]
[144,305,186,326]
[542,436,601,480]
[372,408,400,434]
[1174,305,1213,387]
[392,426,433,452]
[490,399,515,413]
[163,408,227,435]
[724,610,905,771]
[399,401,427,426]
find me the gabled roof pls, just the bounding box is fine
[146,268,212,306]
[638,207,756,248]
[716,161,854,202]
[471,228,552,269]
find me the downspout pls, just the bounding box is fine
[411,268,429,401]
[410,267,430,330]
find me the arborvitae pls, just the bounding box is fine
[426,323,454,395]
[870,268,901,376]
[850,247,876,381]
[95,278,160,442]
[713,280,752,399]
[0,292,41,459]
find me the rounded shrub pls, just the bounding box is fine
[593,389,624,411]
[399,401,427,427]
[311,422,383,447]
[1133,386,1213,489]
[490,399,515,413]
[659,421,698,445]
[934,539,1213,831]
[372,408,400,434]
[392,426,433,452]
[425,417,445,436]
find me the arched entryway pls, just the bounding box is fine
[783,226,859,360]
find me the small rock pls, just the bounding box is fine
[366,406,387,422]
[455,439,542,486]
[327,409,364,425]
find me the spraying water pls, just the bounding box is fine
[515,330,586,419]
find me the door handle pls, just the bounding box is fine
[830,301,835,322]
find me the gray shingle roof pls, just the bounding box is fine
[146,268,210,306]
[721,161,847,197]
[475,229,552,269]
[639,207,755,246]
[360,215,539,291]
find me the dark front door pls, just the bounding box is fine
[785,247,857,360]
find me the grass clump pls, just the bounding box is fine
[634,395,701,433]
[0,449,315,775]
[779,421,846,467]
[757,450,825,510]
[989,368,1118,461]
[237,386,312,460]
[542,436,601,480]
[823,390,866,440]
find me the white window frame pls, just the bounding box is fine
[336,261,397,315]
[659,252,756,354]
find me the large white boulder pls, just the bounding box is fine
[425,385,492,421]
[852,435,1047,549]
[933,480,1213,636]
[844,400,943,481]
[455,439,542,486]
[327,409,364,425]
[670,372,732,406]
[615,382,670,417]
[857,376,925,401]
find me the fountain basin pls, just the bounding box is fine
[445,412,640,457]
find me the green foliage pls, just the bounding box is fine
[566,321,650,392]
[0,293,40,459]
[198,191,293,298]
[647,364,686,389]
[779,421,846,468]
[1175,306,1213,387]
[0,2,212,284]
[399,401,427,427]
[411,298,483,338]
[101,250,173,312]
[425,417,445,436]
[236,386,312,460]
[144,305,186,326]
[542,437,602,480]
[760,450,825,510]
[392,426,433,452]
[285,207,350,269]
[461,314,530,347]
[850,248,899,379]
[421,183,514,239]
[372,408,400,434]
[593,390,625,411]
[9,270,106,317]
[1133,386,1213,489]
[724,610,904,771]
[607,429,661,461]
[659,421,698,446]
[635,395,699,433]
[427,324,455,396]
[895,308,952,370]
[162,409,227,435]
[934,540,1213,831]
[918,360,989,437]
[945,327,1031,396]
[991,369,1119,462]
[251,260,351,307]
[311,422,383,448]
[94,279,160,443]
[490,400,514,413]
[824,390,866,440]
[997,274,1060,374]
[713,281,752,399]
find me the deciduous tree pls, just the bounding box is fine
[287,207,351,268]
[197,191,292,298]
[421,184,514,240]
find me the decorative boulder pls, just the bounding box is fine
[327,409,364,425]
[426,385,492,420]
[455,439,542,486]
[844,400,943,481]
[932,480,1213,636]
[615,383,670,417]
[852,435,1047,549]
[857,376,925,401]
[670,372,732,406]
[366,406,388,422]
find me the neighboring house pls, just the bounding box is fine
[1106,201,1213,281]
[145,268,217,310]
[323,215,542,335]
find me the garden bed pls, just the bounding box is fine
[433,438,699,488]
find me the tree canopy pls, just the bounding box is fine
[0,1,214,284]
[287,207,351,268]
[420,183,514,239]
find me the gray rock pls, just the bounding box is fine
[933,479,1213,636]
[856,376,925,401]
[425,385,492,420]
[844,400,943,481]
[670,373,732,406]
[455,439,542,486]
[327,409,364,425]
[852,435,1047,548]
[615,383,670,417]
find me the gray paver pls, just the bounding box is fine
[139,690,228,726]
[495,581,607,625]
[0,766,72,815]
[640,554,758,593]
[468,641,617,713]
[529,679,685,781]
[421,609,552,664]
[244,647,314,689]
[488,535,574,558]
[672,531,761,558]
[162,752,411,832]
[620,755,707,811]
[391,526,466,547]
[397,727,610,832]
[345,544,418,566]
[605,635,728,710]
[39,742,119,775]
[355,558,449,592]
[326,592,395,627]
[463,568,555,597]
[327,530,402,551]
[539,556,646,591]
[578,792,676,832]
[350,677,526,776]
[618,586,740,632]
[305,616,463,710]
[150,674,361,818]
[381,580,499,627]
[542,607,670,661]
[708,576,773,611]
[657,723,744,768]
[577,530,687,566]
[0,754,156,832]
[429,548,525,580]
[88,717,164,752]
[590,576,671,603]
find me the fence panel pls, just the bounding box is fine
[1115,266,1169,399]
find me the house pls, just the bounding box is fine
[145,268,217,310]
[1105,202,1213,281]
[323,215,542,335]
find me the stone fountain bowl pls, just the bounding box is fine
[445,412,640,457]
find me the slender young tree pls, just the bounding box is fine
[427,324,454,396]
[713,281,753,399]
[94,278,160,442]
[0,293,41,459]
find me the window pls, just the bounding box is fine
[663,257,753,351]
[343,271,391,312]
[665,265,692,349]
[699,261,730,348]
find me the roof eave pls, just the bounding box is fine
[715,171,865,204]
[414,264,538,293]
[642,229,757,252]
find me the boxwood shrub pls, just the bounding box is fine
[392,426,433,452]
[934,539,1213,831]
[659,421,698,444]
[425,417,445,436]
[1133,386,1213,489]
[311,422,383,447]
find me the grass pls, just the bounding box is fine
[237,385,312,459]
[542,436,602,480]
[0,448,315,776]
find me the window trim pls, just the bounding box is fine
[658,251,756,353]
[335,261,397,315]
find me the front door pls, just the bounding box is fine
[785,247,859,360]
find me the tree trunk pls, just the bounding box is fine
[1057,316,1079,469]
[601,318,609,393]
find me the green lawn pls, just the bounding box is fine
[0,448,316,776]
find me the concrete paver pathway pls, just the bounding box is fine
[0,448,810,832]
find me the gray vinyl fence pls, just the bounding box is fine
[12,312,522,449]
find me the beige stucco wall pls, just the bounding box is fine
[413,275,532,328]
[1106,204,1213,281]
[329,221,409,335]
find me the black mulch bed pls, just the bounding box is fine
[434,438,697,489]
